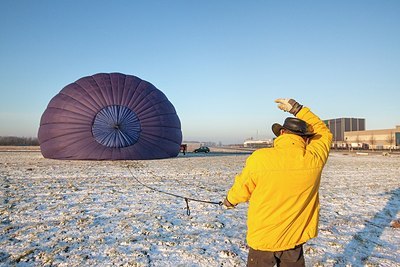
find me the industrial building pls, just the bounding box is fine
[324,117,399,150]
[324,118,365,143]
[243,139,273,148]
[344,126,400,150]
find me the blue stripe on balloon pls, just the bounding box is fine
[92,105,141,148]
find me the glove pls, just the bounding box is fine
[222,197,236,209]
[275,98,303,115]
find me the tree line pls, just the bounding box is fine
[0,136,39,146]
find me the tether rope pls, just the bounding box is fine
[126,166,222,216]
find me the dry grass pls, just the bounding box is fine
[0,146,40,152]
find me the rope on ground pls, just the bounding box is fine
[126,166,222,216]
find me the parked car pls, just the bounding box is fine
[193,146,210,153]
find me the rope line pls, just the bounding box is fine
[126,166,222,215]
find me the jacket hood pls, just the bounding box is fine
[274,134,307,149]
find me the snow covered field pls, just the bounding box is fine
[1,151,399,266]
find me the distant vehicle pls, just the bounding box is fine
[194,146,210,153]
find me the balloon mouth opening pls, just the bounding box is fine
[92,105,141,148]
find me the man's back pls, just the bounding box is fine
[246,133,326,251]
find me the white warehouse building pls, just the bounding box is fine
[344,126,400,150]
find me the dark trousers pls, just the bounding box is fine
[247,244,305,267]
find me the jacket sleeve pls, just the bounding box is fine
[226,155,257,205]
[297,107,333,163]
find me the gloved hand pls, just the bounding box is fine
[275,98,303,115]
[222,197,236,209]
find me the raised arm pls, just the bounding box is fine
[275,98,332,162]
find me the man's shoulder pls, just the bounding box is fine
[251,147,275,158]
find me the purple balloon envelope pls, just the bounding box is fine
[38,73,182,160]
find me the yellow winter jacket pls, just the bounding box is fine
[227,107,332,251]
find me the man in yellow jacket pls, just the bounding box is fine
[224,98,332,266]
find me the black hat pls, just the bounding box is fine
[272,117,315,137]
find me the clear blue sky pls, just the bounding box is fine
[1,0,399,144]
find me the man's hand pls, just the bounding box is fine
[275,98,303,115]
[223,197,236,209]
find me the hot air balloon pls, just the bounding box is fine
[38,73,182,160]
